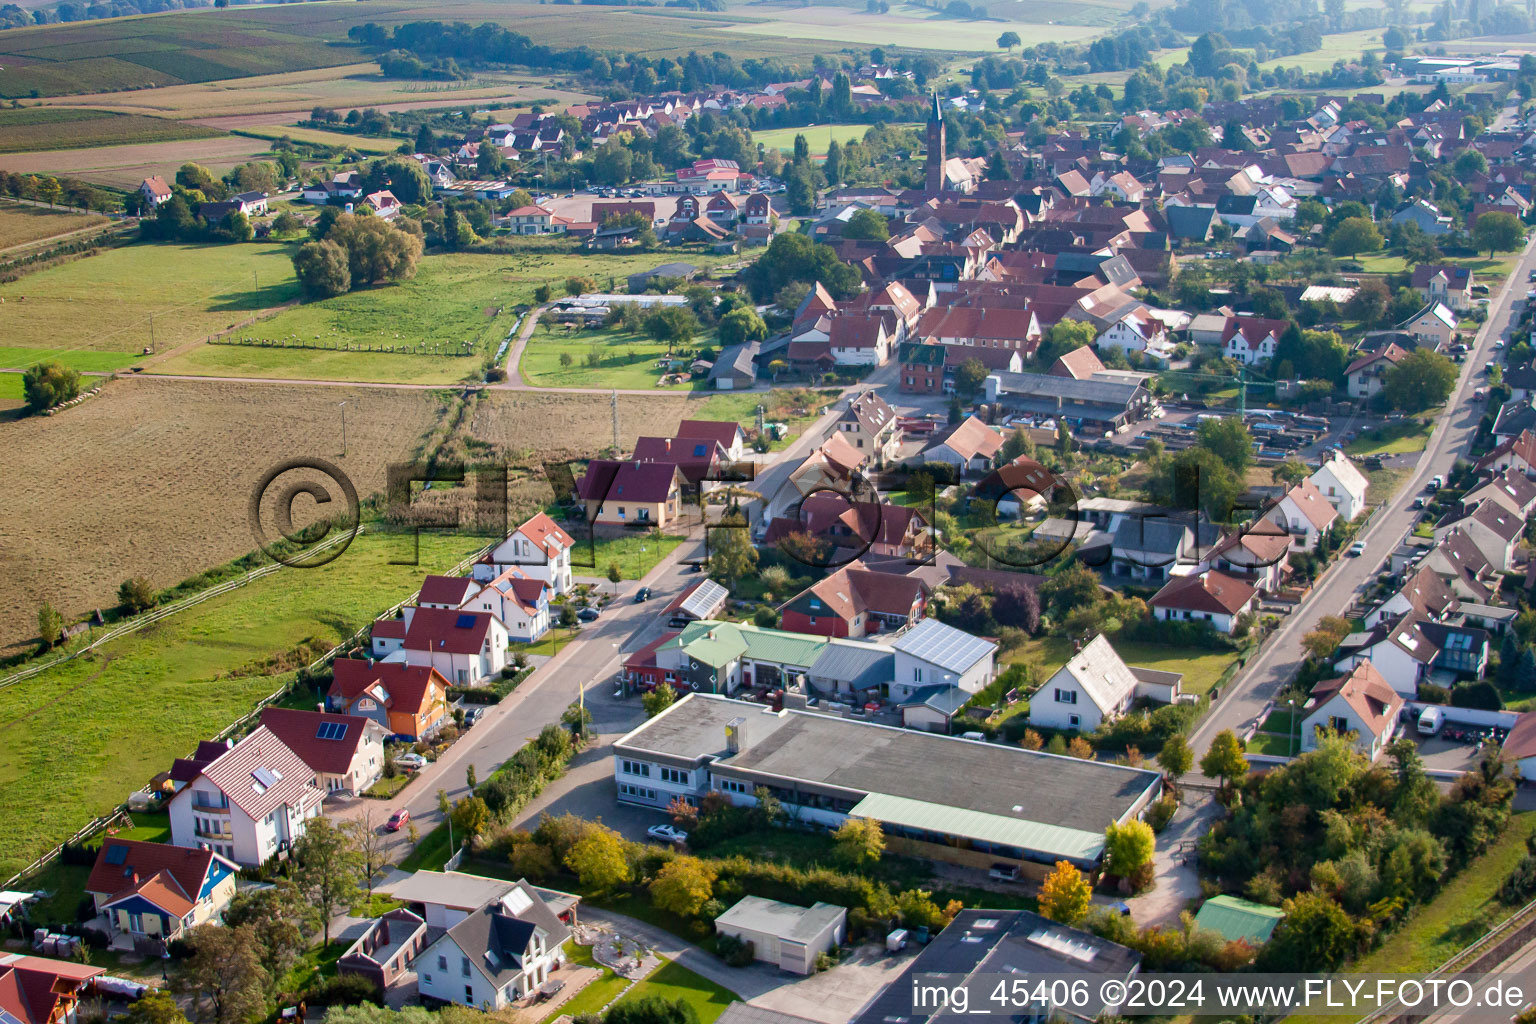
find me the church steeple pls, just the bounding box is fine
[925,90,945,194]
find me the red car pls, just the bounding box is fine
[386,809,410,832]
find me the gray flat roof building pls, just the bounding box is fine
[615,694,1162,869]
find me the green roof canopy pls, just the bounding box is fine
[850,792,1105,864]
[1192,895,1285,945]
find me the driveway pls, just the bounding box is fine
[581,908,915,1024]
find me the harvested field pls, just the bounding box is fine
[0,202,109,251]
[0,376,446,653]
[0,241,302,358]
[0,376,705,652]
[724,0,1112,49]
[37,65,594,122]
[0,107,220,154]
[231,125,401,153]
[0,10,361,98]
[0,134,277,190]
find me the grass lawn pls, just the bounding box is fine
[613,958,737,1024]
[349,892,406,917]
[1004,635,1236,697]
[0,242,303,357]
[1366,464,1413,504]
[158,247,726,385]
[234,125,401,153]
[694,387,838,449]
[0,531,482,880]
[1247,732,1294,756]
[542,940,630,1024]
[400,821,456,873]
[1345,420,1433,457]
[571,531,686,580]
[0,374,22,402]
[113,811,171,844]
[751,123,914,156]
[363,773,413,799]
[0,346,143,373]
[1286,813,1536,1024]
[279,940,346,993]
[520,324,707,391]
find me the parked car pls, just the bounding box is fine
[386,809,410,832]
[1495,339,1506,349]
[633,587,652,603]
[647,824,687,844]
[395,752,427,771]
[1348,541,1367,557]
[464,706,486,727]
[667,615,690,629]
[1430,474,1444,490]
[577,607,601,622]
[1412,497,1425,509]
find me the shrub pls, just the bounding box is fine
[305,972,380,1007]
[1146,795,1178,832]
[716,933,756,967]
[117,576,158,614]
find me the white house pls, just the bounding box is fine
[474,513,575,595]
[890,618,996,701]
[713,897,846,975]
[1148,570,1257,635]
[257,707,388,797]
[499,205,563,235]
[1477,428,1536,479]
[1300,662,1404,761]
[1399,302,1457,351]
[138,176,173,208]
[385,607,510,687]
[1345,344,1407,400]
[1031,635,1139,732]
[919,416,1003,475]
[461,569,550,643]
[1364,564,1459,629]
[1432,499,1522,571]
[1309,451,1369,521]
[1332,617,1437,696]
[1096,308,1173,359]
[1464,468,1536,520]
[416,883,571,1009]
[1502,713,1536,783]
[1221,317,1288,366]
[166,726,325,867]
[1263,479,1338,551]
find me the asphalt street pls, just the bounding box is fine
[1187,233,1536,758]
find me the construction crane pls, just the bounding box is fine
[1157,364,1279,417]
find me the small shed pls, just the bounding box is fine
[898,685,971,732]
[1193,895,1285,945]
[713,896,846,974]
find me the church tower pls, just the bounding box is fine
[925,91,945,194]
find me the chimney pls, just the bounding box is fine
[725,716,747,754]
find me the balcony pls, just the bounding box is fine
[191,800,230,813]
[194,826,233,841]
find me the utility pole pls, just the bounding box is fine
[611,389,620,454]
[338,400,348,457]
[148,314,155,353]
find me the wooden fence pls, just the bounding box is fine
[1,534,495,890]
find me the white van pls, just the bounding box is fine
[1418,706,1443,736]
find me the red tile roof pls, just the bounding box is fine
[185,725,322,822]
[1309,662,1403,740]
[87,839,223,914]
[676,419,743,451]
[403,607,495,655]
[418,575,481,606]
[329,659,447,717]
[0,958,103,1024]
[1049,345,1105,380]
[258,706,379,775]
[1149,570,1256,616]
[576,459,684,505]
[514,511,575,555]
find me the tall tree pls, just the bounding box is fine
[1473,211,1523,259]
[174,925,269,1024]
[1200,730,1249,794]
[291,817,362,944]
[1038,861,1091,924]
[709,512,758,587]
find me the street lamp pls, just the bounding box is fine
[1288,698,1297,757]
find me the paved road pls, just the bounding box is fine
[1187,231,1536,758]
[328,392,860,860]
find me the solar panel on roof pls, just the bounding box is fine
[104,845,128,865]
[455,614,476,628]
[316,721,348,740]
